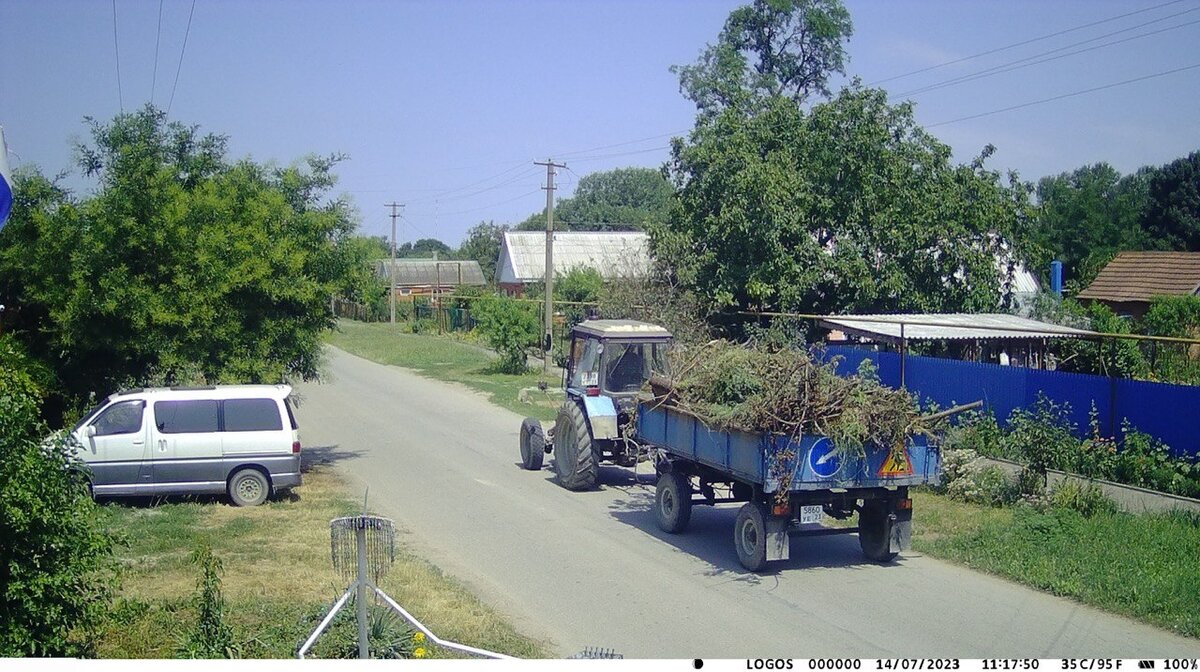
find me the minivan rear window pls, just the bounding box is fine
[154,400,219,434]
[224,398,283,432]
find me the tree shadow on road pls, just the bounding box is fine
[605,493,909,581]
[302,444,365,471]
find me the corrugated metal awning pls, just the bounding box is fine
[818,313,1096,342]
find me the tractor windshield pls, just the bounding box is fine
[601,341,670,394]
[569,337,603,388]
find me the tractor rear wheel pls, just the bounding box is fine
[553,402,597,491]
[519,417,545,470]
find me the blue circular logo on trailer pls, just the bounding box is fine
[807,438,842,479]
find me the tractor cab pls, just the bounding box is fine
[564,320,673,400]
[518,319,673,490]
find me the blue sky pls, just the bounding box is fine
[3,0,1198,245]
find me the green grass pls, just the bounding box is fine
[327,320,560,421]
[911,489,1200,638]
[95,468,547,658]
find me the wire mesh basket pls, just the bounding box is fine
[330,515,396,584]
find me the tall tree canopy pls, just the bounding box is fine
[517,166,673,231]
[1141,151,1200,252]
[658,87,1034,317]
[0,105,358,406]
[457,220,508,284]
[397,237,454,258]
[1030,163,1149,285]
[672,0,852,117]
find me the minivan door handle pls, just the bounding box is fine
[132,439,145,446]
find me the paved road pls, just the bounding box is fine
[294,347,1200,659]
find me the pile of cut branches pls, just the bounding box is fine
[651,340,929,458]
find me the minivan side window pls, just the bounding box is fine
[154,400,219,434]
[92,400,145,436]
[224,398,283,432]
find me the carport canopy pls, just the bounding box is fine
[817,313,1097,344]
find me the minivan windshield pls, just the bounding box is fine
[71,398,112,433]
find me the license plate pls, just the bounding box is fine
[799,505,823,524]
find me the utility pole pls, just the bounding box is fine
[534,159,566,375]
[385,202,404,325]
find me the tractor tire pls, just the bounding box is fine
[734,501,770,572]
[858,499,898,563]
[655,470,693,533]
[519,417,545,470]
[553,401,598,491]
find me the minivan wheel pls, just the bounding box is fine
[229,468,270,507]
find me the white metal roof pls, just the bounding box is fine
[572,319,673,339]
[819,313,1095,341]
[496,231,650,284]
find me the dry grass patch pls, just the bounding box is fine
[95,467,547,658]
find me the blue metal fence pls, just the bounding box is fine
[823,345,1200,457]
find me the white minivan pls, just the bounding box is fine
[70,385,302,506]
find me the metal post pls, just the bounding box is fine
[899,322,907,389]
[356,524,369,659]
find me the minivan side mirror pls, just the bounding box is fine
[86,425,97,438]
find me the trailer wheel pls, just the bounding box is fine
[655,471,692,533]
[553,402,597,490]
[734,502,770,572]
[858,500,898,563]
[519,417,545,470]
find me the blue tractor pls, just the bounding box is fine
[518,320,673,490]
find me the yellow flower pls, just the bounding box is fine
[414,647,428,659]
[413,631,426,643]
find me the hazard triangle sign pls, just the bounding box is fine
[878,446,914,477]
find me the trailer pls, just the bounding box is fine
[637,400,941,572]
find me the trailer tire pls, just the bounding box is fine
[553,402,597,491]
[655,471,692,533]
[858,500,898,563]
[734,502,770,572]
[519,417,545,470]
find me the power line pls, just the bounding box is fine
[151,0,163,105]
[403,166,541,206]
[167,0,197,116]
[111,0,123,111]
[926,62,1200,128]
[896,10,1200,99]
[871,0,1190,85]
[408,189,542,218]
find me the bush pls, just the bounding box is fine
[0,343,118,656]
[472,296,540,374]
[321,605,421,659]
[945,458,1012,506]
[1049,481,1119,518]
[180,546,237,659]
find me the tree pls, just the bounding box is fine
[457,220,508,284]
[0,336,117,656]
[671,0,852,117]
[516,167,674,231]
[1141,150,1200,251]
[0,105,358,405]
[1030,162,1148,286]
[471,296,539,373]
[396,237,454,258]
[660,86,1034,319]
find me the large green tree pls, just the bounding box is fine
[0,337,117,656]
[671,0,852,117]
[660,87,1034,317]
[1141,150,1200,251]
[0,106,357,405]
[396,237,454,258]
[456,220,508,284]
[1030,163,1149,286]
[517,166,673,231]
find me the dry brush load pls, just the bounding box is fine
[649,340,934,460]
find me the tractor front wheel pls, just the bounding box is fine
[519,417,545,470]
[553,402,597,491]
